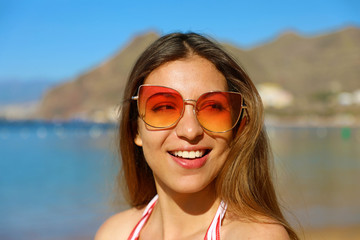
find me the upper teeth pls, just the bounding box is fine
[172,150,205,159]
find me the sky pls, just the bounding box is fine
[0,0,359,82]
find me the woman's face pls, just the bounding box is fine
[134,55,233,195]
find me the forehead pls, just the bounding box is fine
[144,55,228,97]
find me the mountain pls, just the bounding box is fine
[232,27,360,96]
[37,27,360,121]
[38,32,159,120]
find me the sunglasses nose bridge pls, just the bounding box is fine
[183,99,197,105]
[175,99,204,138]
[181,99,204,130]
[183,99,197,115]
[181,99,198,120]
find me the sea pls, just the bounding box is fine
[0,120,359,239]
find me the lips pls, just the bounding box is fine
[168,149,210,169]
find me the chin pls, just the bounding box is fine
[158,175,216,195]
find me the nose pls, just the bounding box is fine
[175,102,204,142]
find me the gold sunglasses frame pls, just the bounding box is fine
[132,84,248,133]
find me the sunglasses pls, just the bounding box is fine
[131,85,247,133]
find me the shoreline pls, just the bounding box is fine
[264,115,360,128]
[0,117,359,128]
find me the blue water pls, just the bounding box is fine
[0,121,119,240]
[267,125,360,229]
[0,121,359,239]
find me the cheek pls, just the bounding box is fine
[137,122,169,160]
[217,142,231,164]
[212,135,233,168]
[139,131,171,178]
[209,131,233,150]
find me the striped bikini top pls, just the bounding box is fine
[127,195,227,240]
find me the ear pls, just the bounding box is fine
[134,133,143,146]
[236,116,247,135]
[239,116,247,130]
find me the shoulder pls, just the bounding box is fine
[222,219,290,240]
[95,207,144,240]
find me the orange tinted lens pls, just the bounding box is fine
[138,86,183,128]
[196,92,242,132]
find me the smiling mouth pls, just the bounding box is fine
[169,149,210,159]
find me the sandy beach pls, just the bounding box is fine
[302,226,360,240]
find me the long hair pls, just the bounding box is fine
[118,32,298,239]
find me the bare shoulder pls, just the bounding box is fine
[95,207,143,240]
[222,218,290,240]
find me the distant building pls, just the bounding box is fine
[257,83,293,108]
[353,90,360,105]
[89,105,121,123]
[338,92,353,106]
[338,89,360,106]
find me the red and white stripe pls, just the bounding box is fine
[127,195,227,240]
[127,195,158,240]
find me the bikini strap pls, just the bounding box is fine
[127,195,158,240]
[127,195,227,240]
[204,200,227,240]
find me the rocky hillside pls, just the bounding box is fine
[38,27,360,121]
[38,32,159,121]
[227,27,360,97]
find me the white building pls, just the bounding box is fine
[338,89,360,106]
[257,83,293,109]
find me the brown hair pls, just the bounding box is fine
[118,32,298,239]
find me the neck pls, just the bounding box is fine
[144,181,221,239]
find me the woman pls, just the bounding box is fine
[96,32,299,239]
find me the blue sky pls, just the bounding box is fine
[0,0,359,82]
